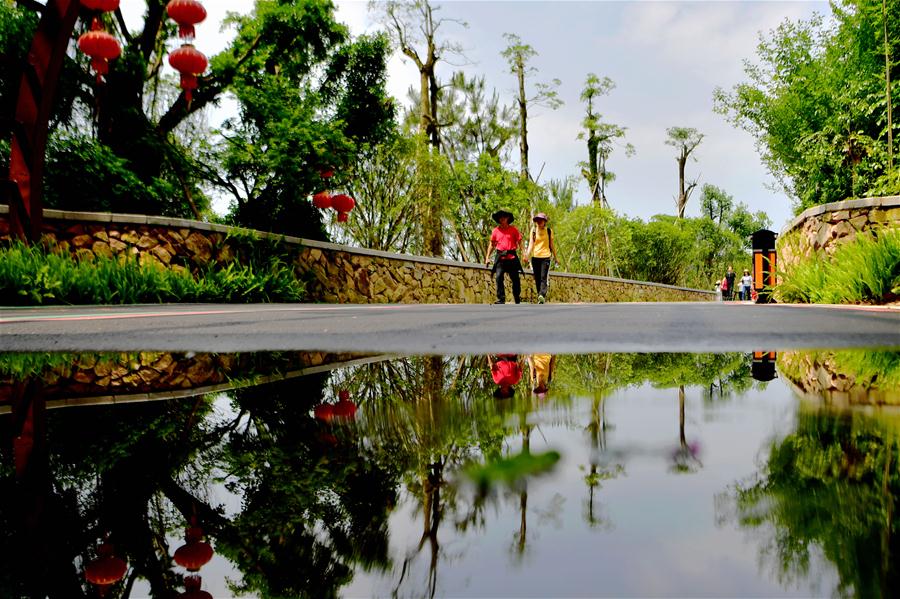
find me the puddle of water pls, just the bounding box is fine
[1,350,899,598]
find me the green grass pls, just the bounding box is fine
[0,242,305,306]
[778,228,900,304]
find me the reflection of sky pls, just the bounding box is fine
[347,379,836,597]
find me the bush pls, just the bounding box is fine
[0,242,305,305]
[778,229,900,304]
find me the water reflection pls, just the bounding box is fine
[0,350,898,597]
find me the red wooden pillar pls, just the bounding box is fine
[7,0,80,242]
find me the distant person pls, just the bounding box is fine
[489,354,522,398]
[740,268,753,301]
[484,209,524,304]
[714,280,722,302]
[723,265,736,301]
[524,213,561,304]
[528,353,556,399]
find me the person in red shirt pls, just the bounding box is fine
[484,209,524,304]
[489,354,522,398]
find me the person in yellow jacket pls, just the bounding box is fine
[524,213,560,304]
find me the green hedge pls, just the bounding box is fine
[778,228,900,304]
[0,242,305,305]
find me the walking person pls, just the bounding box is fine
[484,209,524,304]
[723,265,737,301]
[740,268,753,301]
[527,353,556,399]
[489,354,522,399]
[524,213,560,304]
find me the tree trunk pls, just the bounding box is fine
[883,0,894,174]
[516,59,529,180]
[676,154,687,218]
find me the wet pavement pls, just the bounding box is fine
[2,348,899,597]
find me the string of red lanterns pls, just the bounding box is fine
[311,169,356,224]
[77,0,121,83]
[166,0,208,107]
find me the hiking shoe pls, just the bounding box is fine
[538,295,545,304]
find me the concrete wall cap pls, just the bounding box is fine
[783,195,900,234]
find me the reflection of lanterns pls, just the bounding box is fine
[751,351,777,382]
[751,229,777,304]
[168,44,208,106]
[173,525,214,572]
[333,398,357,419]
[179,574,213,599]
[312,191,332,209]
[338,389,350,402]
[166,0,207,40]
[78,26,121,82]
[85,542,127,596]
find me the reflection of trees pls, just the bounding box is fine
[730,410,900,597]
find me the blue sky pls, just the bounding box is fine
[122,0,830,230]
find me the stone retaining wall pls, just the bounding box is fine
[0,206,713,303]
[778,195,900,269]
[777,350,900,406]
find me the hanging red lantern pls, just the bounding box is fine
[312,191,332,209]
[78,27,121,82]
[166,0,207,40]
[314,403,334,421]
[333,398,357,419]
[85,542,127,596]
[173,526,214,572]
[81,0,120,10]
[168,44,208,105]
[179,575,213,599]
[331,194,355,213]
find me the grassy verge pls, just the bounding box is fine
[777,228,900,304]
[0,242,305,305]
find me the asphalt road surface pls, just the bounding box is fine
[2,302,898,354]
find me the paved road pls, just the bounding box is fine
[2,302,898,354]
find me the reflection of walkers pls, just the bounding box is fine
[525,213,560,304]
[489,354,522,398]
[485,209,524,304]
[723,265,736,301]
[740,269,753,301]
[527,354,556,399]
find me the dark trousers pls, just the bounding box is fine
[531,257,550,297]
[495,259,521,303]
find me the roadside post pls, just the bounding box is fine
[751,229,777,304]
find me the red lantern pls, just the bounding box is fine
[312,191,332,209]
[78,28,121,82]
[173,526,214,572]
[338,389,350,402]
[166,0,207,40]
[333,399,357,419]
[85,542,127,596]
[81,0,120,10]
[320,168,334,179]
[331,194,355,213]
[179,575,213,599]
[168,44,208,105]
[337,212,349,223]
[314,403,334,421]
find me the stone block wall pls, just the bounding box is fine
[778,195,900,269]
[0,206,713,303]
[778,350,900,406]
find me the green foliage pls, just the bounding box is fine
[715,0,900,211]
[778,228,900,304]
[0,242,305,305]
[465,449,560,491]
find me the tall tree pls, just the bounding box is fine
[500,33,562,180]
[578,74,632,207]
[665,126,704,218]
[375,0,467,256]
[439,72,517,165]
[699,184,734,225]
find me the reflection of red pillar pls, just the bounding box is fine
[6,0,80,242]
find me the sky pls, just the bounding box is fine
[120,0,831,230]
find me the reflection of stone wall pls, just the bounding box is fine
[0,206,713,303]
[777,351,900,406]
[0,351,354,403]
[778,196,900,269]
